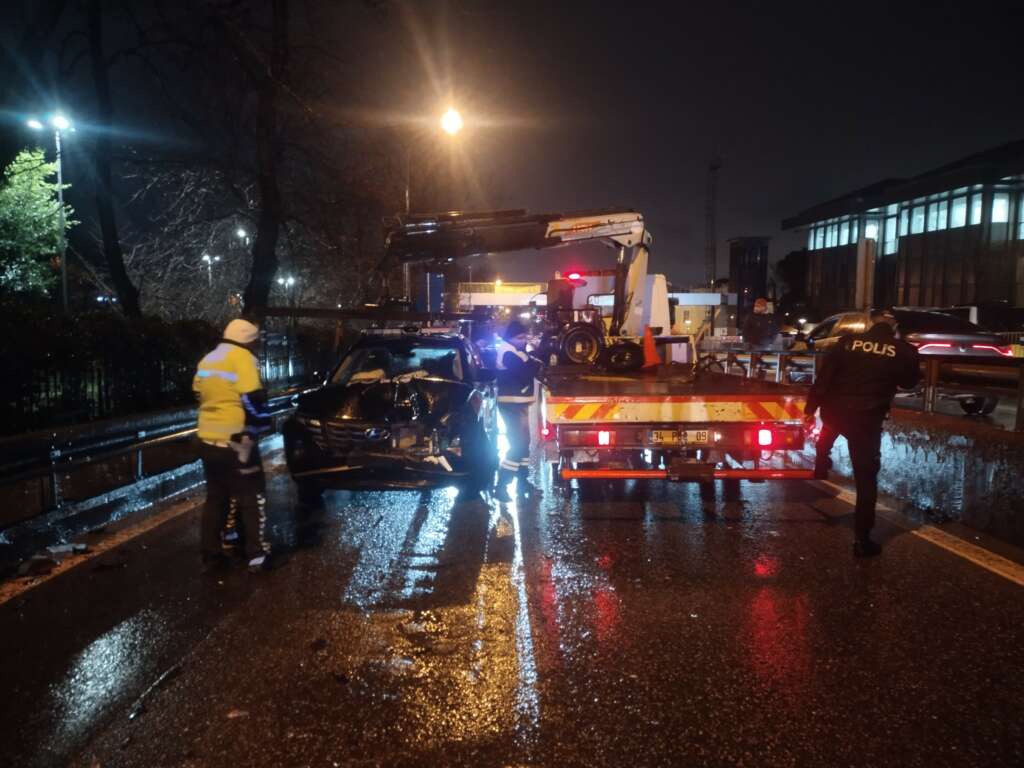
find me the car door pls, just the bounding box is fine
[462,341,498,436]
[806,315,841,350]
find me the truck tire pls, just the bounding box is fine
[599,341,644,372]
[559,323,603,365]
[960,396,985,416]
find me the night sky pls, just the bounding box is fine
[4,0,1023,288]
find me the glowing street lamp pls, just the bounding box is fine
[201,253,221,286]
[27,113,74,311]
[440,107,464,136]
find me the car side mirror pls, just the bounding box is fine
[475,368,497,384]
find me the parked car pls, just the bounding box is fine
[798,308,1014,414]
[283,330,498,497]
[802,309,1014,358]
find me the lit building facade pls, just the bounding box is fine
[782,141,1024,316]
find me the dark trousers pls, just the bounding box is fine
[497,402,531,484]
[198,441,268,561]
[821,406,886,539]
[815,421,840,472]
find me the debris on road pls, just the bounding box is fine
[226,709,249,720]
[17,554,58,577]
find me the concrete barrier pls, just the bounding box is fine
[820,410,1024,548]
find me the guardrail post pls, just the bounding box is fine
[135,431,146,481]
[923,358,940,414]
[48,447,62,509]
[1016,368,1024,432]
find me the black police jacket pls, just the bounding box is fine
[742,313,778,349]
[495,340,542,404]
[805,323,921,415]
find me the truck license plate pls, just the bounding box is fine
[650,429,710,446]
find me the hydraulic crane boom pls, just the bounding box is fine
[383,208,653,335]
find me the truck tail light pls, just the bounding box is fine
[972,344,1014,358]
[541,422,554,440]
[757,428,774,447]
[597,430,612,446]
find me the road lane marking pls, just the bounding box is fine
[812,479,1024,588]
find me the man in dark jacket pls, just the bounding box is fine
[494,319,543,502]
[742,298,778,350]
[804,308,921,557]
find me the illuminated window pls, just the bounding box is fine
[950,196,967,227]
[936,199,948,229]
[953,186,969,195]
[826,223,837,248]
[1019,198,1024,239]
[899,208,909,236]
[850,219,859,241]
[970,194,983,224]
[911,206,925,234]
[886,203,898,215]
[807,229,814,249]
[992,193,1009,223]
[815,227,824,249]
[927,201,948,231]
[883,216,897,254]
[838,220,849,246]
[864,220,879,240]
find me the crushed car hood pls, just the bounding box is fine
[297,376,473,425]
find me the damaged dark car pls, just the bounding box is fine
[283,331,498,496]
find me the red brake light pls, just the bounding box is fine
[757,428,774,447]
[541,422,554,440]
[567,272,582,281]
[597,430,612,446]
[972,344,1014,358]
[913,342,952,352]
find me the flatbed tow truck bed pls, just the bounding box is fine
[539,365,813,482]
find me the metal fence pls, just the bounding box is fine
[1,332,310,437]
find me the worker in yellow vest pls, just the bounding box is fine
[193,318,275,571]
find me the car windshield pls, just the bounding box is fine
[895,311,983,335]
[331,342,464,385]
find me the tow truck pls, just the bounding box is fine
[385,208,814,484]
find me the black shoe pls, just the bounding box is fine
[493,484,512,503]
[516,478,538,498]
[853,538,882,558]
[248,552,285,572]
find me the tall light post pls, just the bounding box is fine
[277,274,297,378]
[28,113,73,312]
[201,253,221,286]
[403,107,464,299]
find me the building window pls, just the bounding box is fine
[970,194,983,225]
[992,192,1010,223]
[815,227,824,250]
[807,229,814,250]
[951,196,967,227]
[886,203,898,215]
[883,216,897,254]
[1019,197,1024,239]
[899,208,909,236]
[839,220,849,246]
[850,219,859,242]
[936,199,948,230]
[864,219,879,240]
[911,206,925,234]
[926,200,948,231]
[828,223,838,247]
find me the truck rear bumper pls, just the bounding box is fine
[559,467,814,481]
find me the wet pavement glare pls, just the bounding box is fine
[1,458,1023,768]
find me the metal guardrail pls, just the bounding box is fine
[699,344,1024,432]
[0,389,304,524]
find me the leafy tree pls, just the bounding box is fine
[0,149,75,295]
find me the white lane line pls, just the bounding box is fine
[0,450,289,607]
[812,479,1024,588]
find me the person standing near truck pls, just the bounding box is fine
[194,318,275,571]
[803,308,920,557]
[494,319,543,502]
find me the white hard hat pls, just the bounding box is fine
[224,318,259,345]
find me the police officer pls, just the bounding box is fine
[494,319,543,502]
[803,308,920,557]
[194,318,275,571]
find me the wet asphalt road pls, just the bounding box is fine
[2,458,1023,767]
